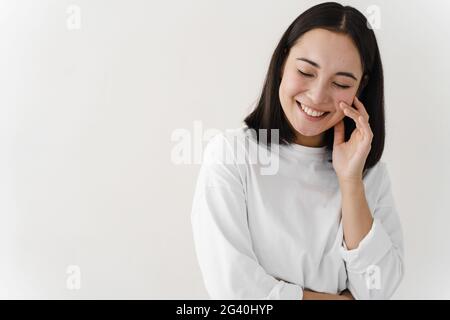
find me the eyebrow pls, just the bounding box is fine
[296,57,358,81]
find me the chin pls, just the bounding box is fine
[298,130,324,138]
[293,123,325,137]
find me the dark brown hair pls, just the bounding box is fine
[244,2,385,172]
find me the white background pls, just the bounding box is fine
[0,0,449,299]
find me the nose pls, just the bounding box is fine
[306,80,330,106]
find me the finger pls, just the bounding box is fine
[340,102,363,130]
[356,115,372,143]
[358,115,374,141]
[354,96,369,121]
[333,120,345,146]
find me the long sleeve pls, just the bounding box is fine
[191,134,303,299]
[339,162,405,299]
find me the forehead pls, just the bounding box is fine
[290,28,363,74]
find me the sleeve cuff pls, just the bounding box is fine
[266,280,303,300]
[339,218,393,273]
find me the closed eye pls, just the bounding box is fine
[298,69,313,77]
[298,69,351,89]
[333,82,351,89]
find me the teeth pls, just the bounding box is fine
[299,102,325,117]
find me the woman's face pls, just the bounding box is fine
[279,28,364,147]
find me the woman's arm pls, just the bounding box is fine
[333,98,404,299]
[192,133,304,299]
[302,289,354,300]
[338,163,405,299]
[339,178,373,250]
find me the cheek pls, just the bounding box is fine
[281,72,308,97]
[333,90,357,108]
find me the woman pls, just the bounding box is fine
[191,2,404,300]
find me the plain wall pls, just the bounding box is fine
[0,0,449,299]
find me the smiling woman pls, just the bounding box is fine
[279,28,363,147]
[191,2,404,300]
[278,28,366,147]
[245,2,380,172]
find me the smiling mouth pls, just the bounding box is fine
[296,101,330,118]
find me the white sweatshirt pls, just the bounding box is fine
[191,126,404,300]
